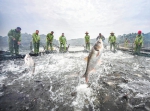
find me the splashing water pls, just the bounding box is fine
[72,84,93,111]
[0,48,150,111]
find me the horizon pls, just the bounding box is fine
[1,31,149,36]
[0,31,150,41]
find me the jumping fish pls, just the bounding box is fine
[83,39,103,83]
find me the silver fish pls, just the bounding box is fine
[24,54,35,74]
[83,39,103,83]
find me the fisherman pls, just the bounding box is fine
[85,31,90,50]
[108,32,116,52]
[8,27,21,55]
[59,33,67,51]
[32,30,40,54]
[134,30,143,55]
[46,31,54,51]
[96,33,105,42]
[124,38,129,48]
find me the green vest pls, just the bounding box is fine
[59,36,66,44]
[46,33,54,42]
[8,29,21,42]
[32,33,40,43]
[85,35,90,43]
[109,35,116,43]
[135,35,143,45]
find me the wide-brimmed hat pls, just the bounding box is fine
[85,31,89,34]
[110,31,114,34]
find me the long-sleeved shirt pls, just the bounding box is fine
[85,35,90,43]
[108,35,116,43]
[96,35,105,41]
[46,33,54,42]
[8,29,21,42]
[59,36,67,44]
[32,33,40,43]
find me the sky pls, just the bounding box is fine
[0,0,150,40]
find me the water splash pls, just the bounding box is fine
[72,84,94,111]
[0,49,150,110]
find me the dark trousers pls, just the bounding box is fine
[110,42,116,51]
[86,43,90,50]
[60,43,66,51]
[135,44,142,55]
[46,42,53,50]
[9,39,19,55]
[33,42,40,54]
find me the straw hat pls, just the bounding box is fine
[85,31,89,34]
[110,31,114,34]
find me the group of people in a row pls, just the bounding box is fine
[7,27,143,55]
[8,28,67,54]
[84,30,144,54]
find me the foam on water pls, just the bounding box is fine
[119,80,150,98]
[2,61,21,73]
[69,46,84,51]
[0,76,7,87]
[0,76,7,96]
[72,84,94,111]
[1,48,150,110]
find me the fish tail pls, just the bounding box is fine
[83,73,88,83]
[82,73,86,77]
[85,76,88,83]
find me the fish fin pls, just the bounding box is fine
[85,76,88,83]
[84,57,88,61]
[82,73,86,77]
[90,68,96,73]
[84,50,93,61]
[83,73,89,83]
